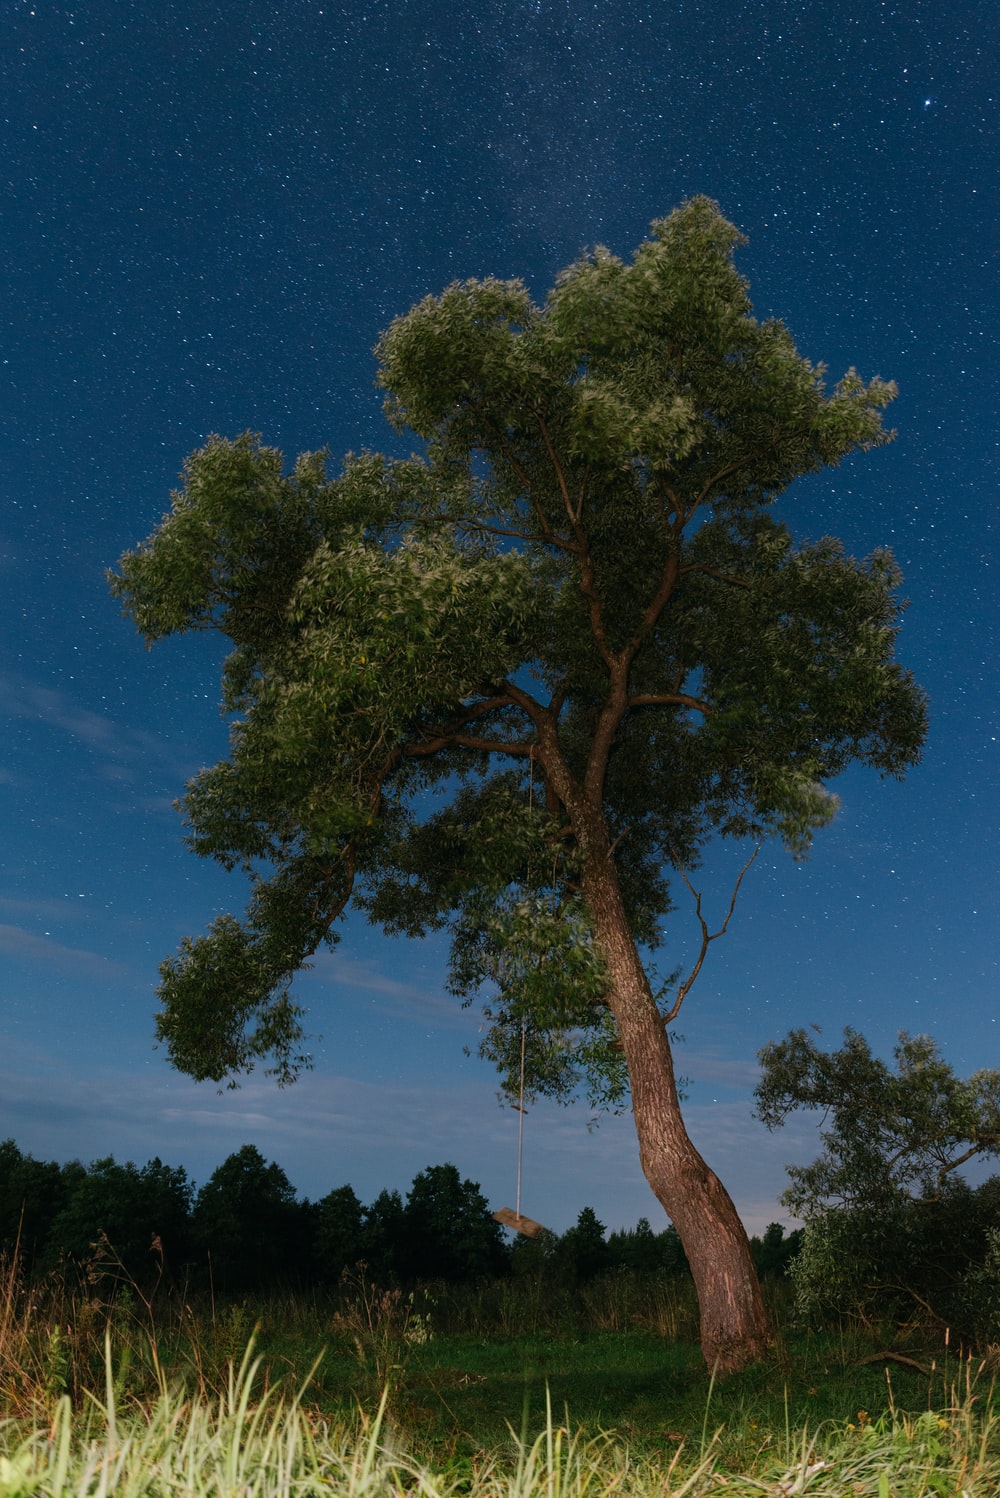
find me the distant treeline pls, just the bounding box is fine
[0,1139,800,1294]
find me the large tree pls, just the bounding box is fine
[110,198,926,1372]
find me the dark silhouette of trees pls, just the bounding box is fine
[557,1206,611,1283]
[748,1223,802,1280]
[314,1183,365,1282]
[401,1163,508,1283]
[45,1156,192,1284]
[359,1188,407,1281]
[192,1144,304,1292]
[607,1216,690,1278]
[0,1139,66,1272]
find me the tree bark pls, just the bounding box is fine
[583,853,772,1375]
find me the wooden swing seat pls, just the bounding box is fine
[492,1206,546,1238]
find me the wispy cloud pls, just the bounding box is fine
[0,923,129,978]
[1,678,123,752]
[681,1048,763,1091]
[311,951,467,1026]
[0,895,96,923]
[0,674,192,776]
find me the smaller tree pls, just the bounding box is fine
[756,1029,1000,1331]
[755,1027,1000,1215]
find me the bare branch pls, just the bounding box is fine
[662,845,761,1023]
[930,1139,1000,1193]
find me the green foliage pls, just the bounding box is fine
[787,1178,1000,1336]
[110,197,926,1103]
[755,1027,1000,1215]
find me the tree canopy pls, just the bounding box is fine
[110,196,925,1100]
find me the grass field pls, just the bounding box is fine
[1,1262,998,1494]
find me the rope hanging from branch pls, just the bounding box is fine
[492,749,547,1240]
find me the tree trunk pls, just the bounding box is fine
[584,857,772,1375]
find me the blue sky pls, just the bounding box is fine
[1,0,996,1234]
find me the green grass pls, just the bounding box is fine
[3,1260,1000,1494]
[273,1322,983,1471]
[0,1336,998,1497]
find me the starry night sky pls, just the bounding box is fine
[2,0,997,1233]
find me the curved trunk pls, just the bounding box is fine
[584,854,771,1374]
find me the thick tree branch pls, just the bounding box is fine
[309,843,357,937]
[655,481,690,528]
[678,564,752,589]
[621,537,683,669]
[585,535,686,804]
[398,678,554,765]
[404,732,537,759]
[537,413,581,524]
[627,691,714,715]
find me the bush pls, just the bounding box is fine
[790,1177,1000,1341]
